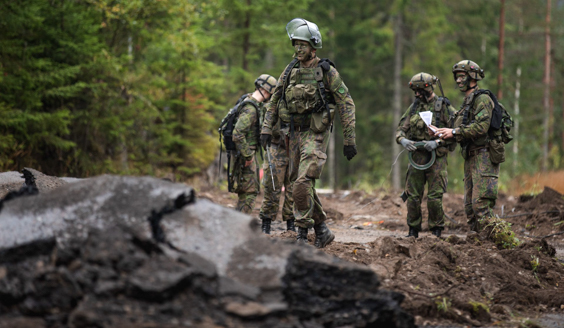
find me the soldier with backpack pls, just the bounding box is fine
[433,60,513,232]
[260,18,357,248]
[396,73,456,238]
[228,74,277,214]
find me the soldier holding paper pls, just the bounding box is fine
[396,73,456,238]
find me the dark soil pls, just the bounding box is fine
[204,184,564,327]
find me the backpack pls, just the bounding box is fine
[218,93,261,192]
[465,89,513,144]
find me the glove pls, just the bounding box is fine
[400,138,417,152]
[424,140,438,152]
[260,134,272,150]
[343,145,357,161]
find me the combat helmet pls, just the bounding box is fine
[409,72,437,92]
[452,60,484,81]
[286,18,322,49]
[255,74,277,94]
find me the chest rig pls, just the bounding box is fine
[404,97,450,141]
[278,58,336,129]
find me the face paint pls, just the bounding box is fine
[294,42,313,62]
[455,72,469,91]
[414,89,432,103]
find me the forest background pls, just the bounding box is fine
[0,0,562,194]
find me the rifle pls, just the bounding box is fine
[266,147,276,190]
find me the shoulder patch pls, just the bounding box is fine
[338,87,346,94]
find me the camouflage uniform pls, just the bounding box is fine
[396,95,455,232]
[259,119,294,223]
[452,86,498,230]
[232,96,263,214]
[262,57,356,229]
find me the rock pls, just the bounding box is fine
[0,174,415,328]
[22,168,67,193]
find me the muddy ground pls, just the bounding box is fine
[200,185,564,327]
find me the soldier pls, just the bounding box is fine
[260,18,357,248]
[396,73,456,238]
[259,114,295,234]
[433,60,498,232]
[232,74,277,214]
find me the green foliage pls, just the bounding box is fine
[435,296,451,312]
[468,300,490,314]
[483,216,521,249]
[1,0,563,181]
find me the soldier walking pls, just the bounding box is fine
[232,74,277,214]
[259,114,295,234]
[433,61,499,232]
[396,73,456,238]
[260,18,357,247]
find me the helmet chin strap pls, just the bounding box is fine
[257,88,267,101]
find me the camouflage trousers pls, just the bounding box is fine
[464,149,499,230]
[288,129,330,229]
[259,143,294,221]
[235,152,259,214]
[405,150,447,231]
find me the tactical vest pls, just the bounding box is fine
[453,92,490,147]
[406,97,450,141]
[278,60,335,127]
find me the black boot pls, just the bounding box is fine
[406,227,419,238]
[431,228,442,238]
[313,222,335,248]
[286,219,296,232]
[261,218,271,234]
[297,227,309,245]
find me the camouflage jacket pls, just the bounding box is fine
[396,95,456,144]
[261,57,356,146]
[452,87,494,147]
[233,96,263,159]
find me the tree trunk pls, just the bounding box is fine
[242,0,251,71]
[542,0,551,171]
[513,66,521,174]
[392,14,403,190]
[497,0,505,100]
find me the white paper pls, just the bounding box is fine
[419,111,437,132]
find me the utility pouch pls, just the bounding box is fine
[285,68,319,114]
[488,139,505,164]
[310,103,335,133]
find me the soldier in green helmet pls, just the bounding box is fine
[260,18,357,247]
[232,74,277,214]
[433,60,499,232]
[396,73,456,238]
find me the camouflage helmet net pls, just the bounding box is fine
[255,74,277,94]
[409,72,437,92]
[286,18,322,49]
[452,60,484,81]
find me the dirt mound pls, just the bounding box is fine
[321,234,564,326]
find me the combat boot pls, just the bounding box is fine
[286,219,296,232]
[406,227,419,238]
[431,228,442,238]
[313,222,335,248]
[261,218,271,234]
[296,227,309,245]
